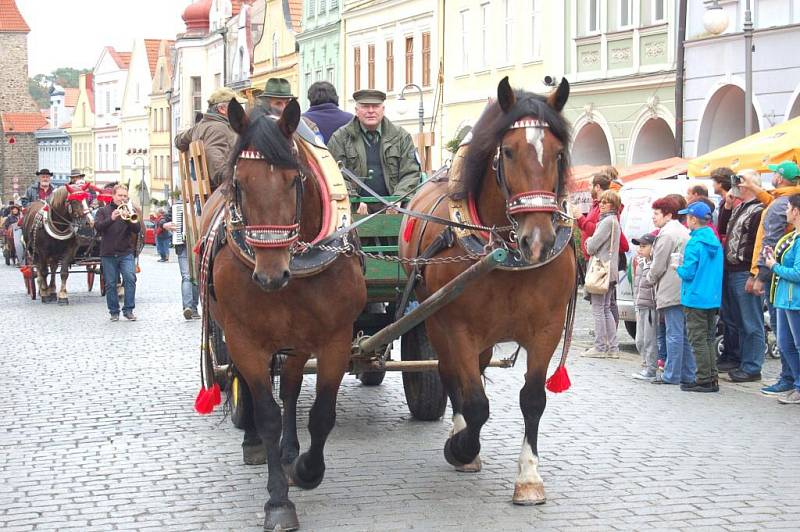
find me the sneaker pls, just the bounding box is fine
[777,389,800,404]
[652,376,679,385]
[681,381,719,393]
[123,312,137,321]
[183,308,193,320]
[728,369,762,383]
[581,347,607,358]
[606,350,621,359]
[632,370,657,382]
[761,381,794,395]
[110,314,119,322]
[657,359,665,370]
[191,310,201,319]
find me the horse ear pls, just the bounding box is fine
[547,78,570,113]
[278,99,301,138]
[497,77,515,113]
[228,98,248,134]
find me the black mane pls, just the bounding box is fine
[452,90,572,200]
[229,106,300,175]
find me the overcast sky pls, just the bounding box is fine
[18,0,189,76]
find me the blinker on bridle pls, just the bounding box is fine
[232,148,304,249]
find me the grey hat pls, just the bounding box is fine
[353,89,386,104]
[631,232,656,246]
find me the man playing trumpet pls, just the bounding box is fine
[95,184,141,321]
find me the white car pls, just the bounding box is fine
[616,177,720,339]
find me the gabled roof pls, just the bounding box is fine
[83,73,95,113]
[144,39,162,77]
[1,112,48,133]
[285,0,301,32]
[64,88,80,108]
[105,46,131,69]
[0,0,29,32]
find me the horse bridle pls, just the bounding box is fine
[491,118,568,233]
[229,148,305,249]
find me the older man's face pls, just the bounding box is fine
[268,97,290,115]
[39,175,51,188]
[355,103,384,130]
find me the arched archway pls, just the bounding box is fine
[696,84,760,156]
[572,122,612,166]
[630,117,677,164]
[787,92,800,120]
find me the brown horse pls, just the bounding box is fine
[199,100,365,531]
[22,184,94,304]
[399,77,575,505]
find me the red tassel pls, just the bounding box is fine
[545,365,571,393]
[402,218,416,243]
[193,241,202,256]
[194,383,221,414]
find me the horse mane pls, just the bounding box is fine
[228,106,300,178]
[451,90,572,200]
[48,186,69,211]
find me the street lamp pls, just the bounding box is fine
[743,0,754,136]
[132,156,146,210]
[396,83,424,134]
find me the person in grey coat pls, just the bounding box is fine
[584,190,622,358]
[631,232,658,380]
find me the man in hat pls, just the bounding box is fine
[67,168,86,185]
[175,87,244,191]
[328,89,420,214]
[24,169,56,206]
[258,77,322,143]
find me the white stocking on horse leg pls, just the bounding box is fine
[449,413,481,473]
[512,437,546,505]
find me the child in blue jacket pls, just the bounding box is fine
[676,201,723,393]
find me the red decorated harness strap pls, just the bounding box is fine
[244,224,300,249]
[507,191,559,215]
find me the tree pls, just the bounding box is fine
[27,67,91,108]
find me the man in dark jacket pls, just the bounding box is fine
[717,170,765,379]
[94,184,140,321]
[175,87,243,191]
[24,169,56,206]
[328,89,420,214]
[302,81,353,144]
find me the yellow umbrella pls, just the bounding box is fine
[688,117,800,177]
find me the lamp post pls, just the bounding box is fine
[396,83,426,170]
[219,25,228,86]
[743,0,754,136]
[132,156,146,210]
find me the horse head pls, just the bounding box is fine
[228,97,304,292]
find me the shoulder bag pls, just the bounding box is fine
[584,217,617,295]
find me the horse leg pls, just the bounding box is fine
[58,250,76,305]
[513,332,562,506]
[239,377,267,466]
[289,333,350,491]
[36,261,49,302]
[48,261,58,302]
[279,354,306,479]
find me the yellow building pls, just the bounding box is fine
[66,73,96,183]
[148,39,175,203]
[439,0,563,163]
[250,0,302,96]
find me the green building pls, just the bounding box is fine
[296,0,343,110]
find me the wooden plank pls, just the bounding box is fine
[364,257,405,281]
[354,214,403,237]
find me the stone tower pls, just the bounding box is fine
[0,0,45,202]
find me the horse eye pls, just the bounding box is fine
[502,147,513,159]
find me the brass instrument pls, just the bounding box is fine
[116,201,139,223]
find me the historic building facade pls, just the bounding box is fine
[92,46,131,186]
[250,0,302,97]
[296,0,342,109]
[35,84,78,185]
[148,40,176,204]
[67,74,96,183]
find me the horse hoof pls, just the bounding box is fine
[243,443,267,465]
[444,436,478,468]
[455,454,482,473]
[289,455,325,490]
[57,298,69,306]
[512,482,547,506]
[264,503,299,531]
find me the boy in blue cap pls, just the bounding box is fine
[677,201,724,392]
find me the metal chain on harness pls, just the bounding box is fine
[292,239,489,266]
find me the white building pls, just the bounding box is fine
[35,84,78,185]
[341,0,439,167]
[683,0,800,157]
[93,46,131,186]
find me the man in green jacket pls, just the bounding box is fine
[327,89,420,214]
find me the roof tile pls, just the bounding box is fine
[144,39,162,77]
[1,112,48,133]
[0,0,30,32]
[64,88,80,108]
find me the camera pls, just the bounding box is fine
[731,174,743,186]
[543,75,559,87]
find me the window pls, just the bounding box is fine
[272,33,279,67]
[105,91,111,114]
[191,77,202,117]
[405,36,413,85]
[315,68,322,81]
[460,9,469,73]
[588,0,599,33]
[319,0,326,14]
[652,0,665,23]
[327,66,335,83]
[386,40,394,92]
[112,144,117,170]
[529,0,542,60]
[305,71,312,92]
[330,0,338,9]
[480,3,489,68]
[502,0,513,63]
[214,73,222,89]
[238,48,245,80]
[367,44,375,89]
[619,0,633,28]
[308,0,315,18]
[136,83,140,103]
[353,46,361,91]
[422,32,431,87]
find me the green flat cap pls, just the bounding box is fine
[260,78,294,98]
[353,89,386,104]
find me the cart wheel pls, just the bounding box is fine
[229,371,252,430]
[210,319,229,391]
[358,370,386,386]
[87,266,95,292]
[401,323,447,421]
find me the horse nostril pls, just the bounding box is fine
[281,269,291,281]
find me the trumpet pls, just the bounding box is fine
[116,201,139,223]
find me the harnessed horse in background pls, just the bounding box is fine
[198,99,365,531]
[22,183,94,304]
[399,77,576,505]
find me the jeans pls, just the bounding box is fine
[661,305,696,384]
[591,288,619,352]
[635,307,658,373]
[720,271,741,362]
[775,308,800,392]
[685,307,718,384]
[177,244,198,311]
[102,254,136,315]
[724,271,766,374]
[657,316,667,362]
[768,300,795,385]
[156,235,171,260]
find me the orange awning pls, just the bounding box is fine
[569,157,688,192]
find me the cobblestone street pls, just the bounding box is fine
[1,249,799,531]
